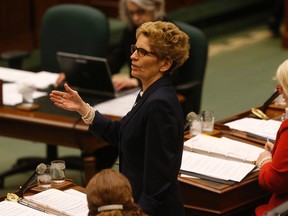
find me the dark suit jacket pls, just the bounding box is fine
[90,75,185,216]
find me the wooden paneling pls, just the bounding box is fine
[0,0,205,53]
[0,0,34,52]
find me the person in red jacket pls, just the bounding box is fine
[255,59,288,215]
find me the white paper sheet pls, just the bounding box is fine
[181,150,256,182]
[184,134,264,163]
[225,117,281,141]
[0,66,59,89]
[0,67,35,82]
[0,200,49,216]
[93,91,139,117]
[24,188,88,216]
[3,83,47,106]
[19,71,59,89]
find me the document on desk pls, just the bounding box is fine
[0,200,49,216]
[93,90,139,117]
[19,71,59,89]
[0,66,35,82]
[180,134,264,182]
[23,188,88,216]
[0,66,59,89]
[3,83,47,106]
[224,117,281,141]
[0,188,88,216]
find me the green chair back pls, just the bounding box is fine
[173,21,208,115]
[40,4,109,72]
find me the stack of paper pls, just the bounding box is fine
[1,188,88,216]
[0,66,59,106]
[180,134,264,182]
[225,117,282,141]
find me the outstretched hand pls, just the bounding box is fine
[50,83,87,116]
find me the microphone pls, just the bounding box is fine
[184,112,198,131]
[17,163,47,197]
[260,91,280,114]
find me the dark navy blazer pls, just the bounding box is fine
[90,75,185,216]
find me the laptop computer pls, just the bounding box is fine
[56,51,139,98]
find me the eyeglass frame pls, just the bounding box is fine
[126,8,146,17]
[131,45,157,57]
[276,84,284,94]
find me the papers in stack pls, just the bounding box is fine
[3,83,47,106]
[224,117,282,141]
[180,134,264,183]
[93,90,139,117]
[0,67,58,88]
[0,67,59,105]
[1,188,88,216]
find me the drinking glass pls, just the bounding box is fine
[50,160,65,184]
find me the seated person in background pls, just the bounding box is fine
[50,20,189,215]
[86,169,147,216]
[255,59,288,215]
[56,0,166,91]
[109,0,166,91]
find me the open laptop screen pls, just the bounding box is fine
[57,51,116,98]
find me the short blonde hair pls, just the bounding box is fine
[276,59,288,95]
[119,0,166,28]
[136,21,190,73]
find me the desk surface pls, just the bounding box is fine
[0,94,116,184]
[179,104,284,216]
[0,93,284,215]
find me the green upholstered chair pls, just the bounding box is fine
[40,4,109,72]
[40,3,114,180]
[0,4,113,187]
[173,21,208,115]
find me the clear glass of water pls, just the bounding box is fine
[37,165,51,189]
[201,111,215,132]
[50,160,65,184]
[189,115,202,136]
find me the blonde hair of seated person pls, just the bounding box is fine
[119,0,166,28]
[86,169,147,216]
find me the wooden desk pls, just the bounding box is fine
[0,93,284,215]
[0,179,84,202]
[179,172,270,215]
[179,105,285,215]
[0,95,115,185]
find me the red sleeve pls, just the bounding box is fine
[258,120,288,194]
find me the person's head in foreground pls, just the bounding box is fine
[86,169,147,216]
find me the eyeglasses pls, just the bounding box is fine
[126,8,146,17]
[276,84,283,93]
[131,45,157,57]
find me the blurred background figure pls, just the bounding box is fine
[267,0,284,37]
[109,0,166,91]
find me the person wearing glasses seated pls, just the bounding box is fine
[255,59,288,215]
[86,169,147,216]
[50,21,189,216]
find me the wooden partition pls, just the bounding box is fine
[282,0,288,48]
[0,0,205,53]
